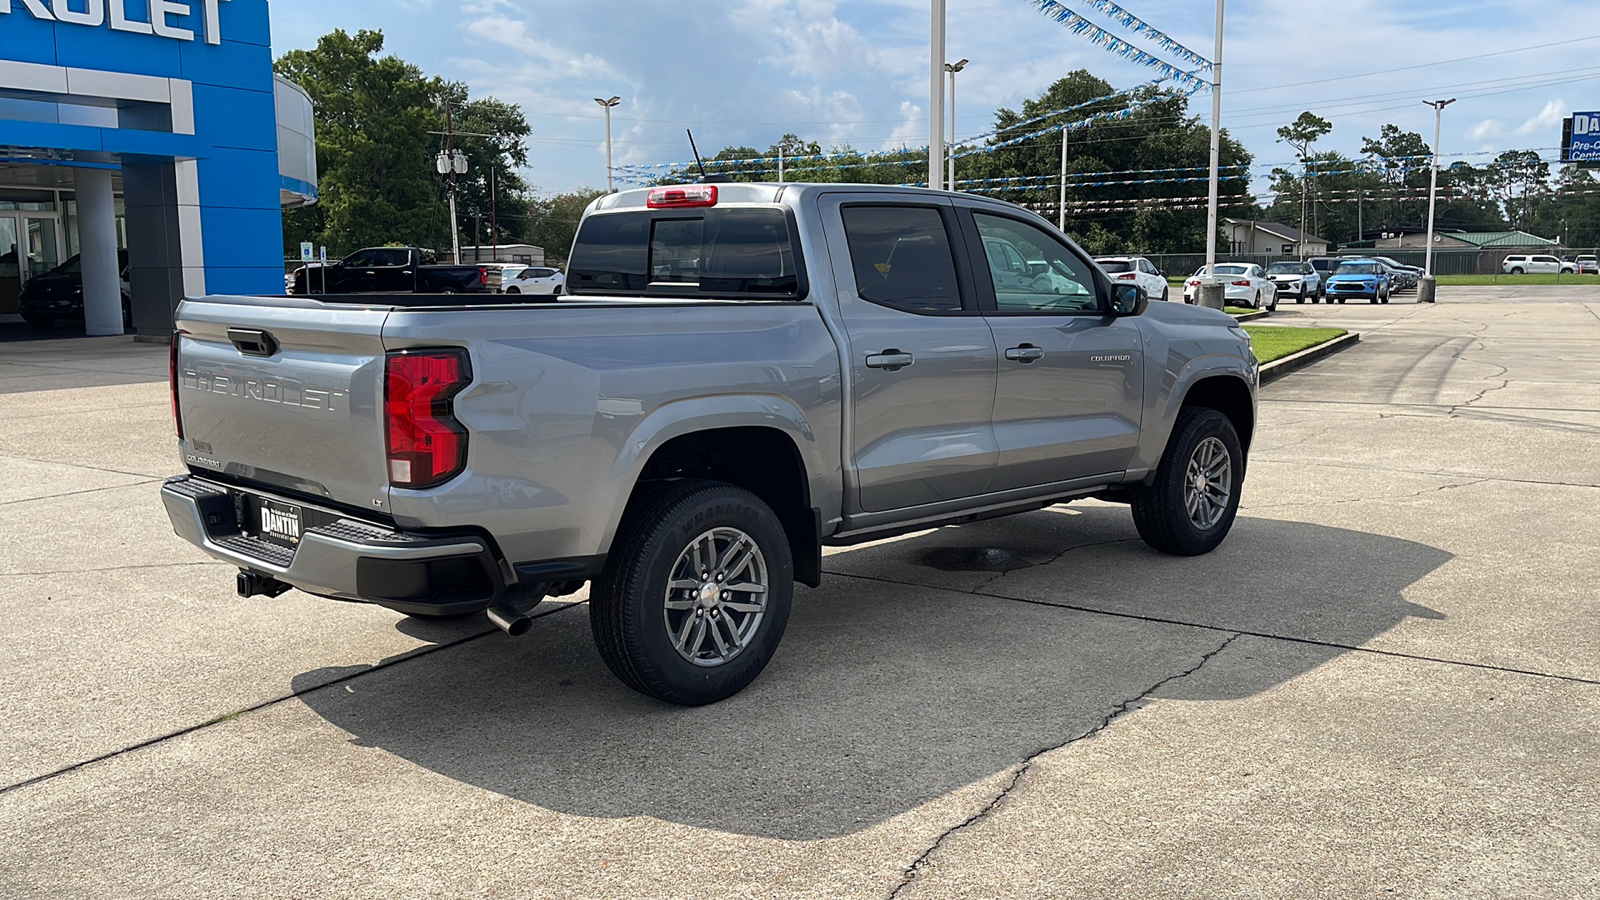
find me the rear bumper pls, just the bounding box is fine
[160,474,507,616]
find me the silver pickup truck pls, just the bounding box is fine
[161,182,1257,705]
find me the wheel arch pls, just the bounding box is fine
[1180,374,1255,454]
[626,426,821,587]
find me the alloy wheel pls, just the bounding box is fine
[1183,437,1233,531]
[662,527,769,667]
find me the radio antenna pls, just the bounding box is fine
[687,129,709,179]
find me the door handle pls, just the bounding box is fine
[1005,344,1045,363]
[865,350,914,372]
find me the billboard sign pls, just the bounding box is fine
[1566,112,1600,163]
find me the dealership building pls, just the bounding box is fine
[0,0,312,338]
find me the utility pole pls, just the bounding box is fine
[595,96,621,192]
[1299,157,1308,260]
[929,0,946,191]
[1058,128,1069,231]
[490,165,499,262]
[1420,97,1456,302]
[946,58,968,191]
[1203,0,1225,292]
[435,101,468,265]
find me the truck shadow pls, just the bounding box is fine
[292,507,1450,841]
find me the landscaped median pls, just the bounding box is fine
[1243,325,1360,384]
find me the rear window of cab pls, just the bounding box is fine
[567,208,804,299]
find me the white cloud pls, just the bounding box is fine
[265,0,1600,192]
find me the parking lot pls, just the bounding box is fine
[2,286,1598,898]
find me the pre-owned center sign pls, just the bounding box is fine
[1565,112,1600,164]
[0,0,229,45]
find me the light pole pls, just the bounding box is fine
[595,95,620,192]
[1423,98,1456,284]
[1200,0,1226,309]
[945,58,967,191]
[929,0,946,191]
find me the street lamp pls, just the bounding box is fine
[1202,0,1225,307]
[945,58,968,191]
[435,148,468,264]
[929,0,946,191]
[595,95,621,192]
[1422,98,1457,293]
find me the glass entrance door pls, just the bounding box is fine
[24,216,62,280]
[0,215,21,315]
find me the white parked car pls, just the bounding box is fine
[1501,254,1574,275]
[1264,260,1323,303]
[502,266,565,295]
[1094,256,1171,301]
[1182,263,1277,310]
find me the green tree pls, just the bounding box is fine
[522,189,606,267]
[275,29,450,256]
[275,30,535,258]
[445,91,534,250]
[1275,111,1333,241]
[1488,149,1551,230]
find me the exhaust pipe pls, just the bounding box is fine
[486,583,549,637]
[486,600,533,636]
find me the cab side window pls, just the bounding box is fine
[841,206,964,313]
[972,213,1099,313]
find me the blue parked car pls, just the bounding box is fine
[1324,258,1392,304]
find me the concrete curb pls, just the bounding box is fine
[1258,331,1361,385]
[1232,310,1271,323]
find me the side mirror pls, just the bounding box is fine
[1111,282,1148,316]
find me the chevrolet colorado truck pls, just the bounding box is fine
[161,182,1258,706]
[287,246,493,295]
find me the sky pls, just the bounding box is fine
[266,0,1600,197]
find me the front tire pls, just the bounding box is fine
[1131,407,1244,556]
[590,480,794,706]
[1160,288,1170,302]
[505,286,521,295]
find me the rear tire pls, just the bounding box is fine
[1131,407,1244,556]
[589,479,794,706]
[506,286,520,294]
[1510,267,1524,275]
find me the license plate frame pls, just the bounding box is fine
[254,497,303,548]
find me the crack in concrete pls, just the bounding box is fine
[1240,478,1490,511]
[0,479,162,508]
[0,560,229,579]
[886,633,1241,899]
[1247,458,1600,490]
[0,601,587,798]
[970,536,1141,592]
[0,452,164,480]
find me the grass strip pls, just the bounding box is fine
[1242,325,1348,364]
[1433,273,1598,286]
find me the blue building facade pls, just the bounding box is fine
[0,0,311,336]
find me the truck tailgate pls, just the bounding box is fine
[175,296,395,513]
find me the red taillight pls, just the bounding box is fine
[1233,280,1251,287]
[647,184,718,209]
[478,267,488,285]
[1117,272,1137,280]
[385,350,471,488]
[170,330,184,439]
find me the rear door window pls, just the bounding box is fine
[841,205,965,314]
[568,208,802,298]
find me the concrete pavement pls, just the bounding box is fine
[1,287,1597,898]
